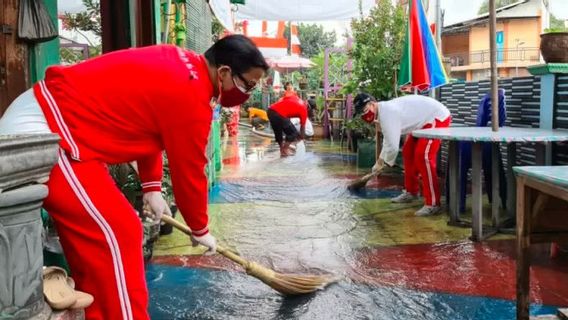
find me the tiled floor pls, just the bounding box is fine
[149,129,566,319]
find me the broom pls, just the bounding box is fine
[160,215,340,295]
[347,168,383,191]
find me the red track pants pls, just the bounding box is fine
[43,150,149,320]
[402,117,451,206]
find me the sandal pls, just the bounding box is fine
[66,277,94,309]
[43,266,77,310]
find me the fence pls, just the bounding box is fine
[438,75,568,168]
[448,48,540,67]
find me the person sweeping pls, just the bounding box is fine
[352,93,451,216]
[248,106,269,130]
[267,95,308,157]
[0,35,269,320]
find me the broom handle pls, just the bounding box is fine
[160,215,250,267]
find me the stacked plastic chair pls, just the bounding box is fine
[446,89,508,212]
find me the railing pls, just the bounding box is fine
[447,47,540,67]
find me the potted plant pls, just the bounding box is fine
[310,95,326,139]
[540,28,568,63]
[299,76,309,90]
[343,117,376,168]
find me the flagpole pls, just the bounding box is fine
[489,0,499,132]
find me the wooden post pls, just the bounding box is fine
[507,143,517,219]
[516,176,532,320]
[489,0,499,132]
[100,0,132,53]
[0,0,29,116]
[136,0,156,47]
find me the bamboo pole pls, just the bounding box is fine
[489,0,499,132]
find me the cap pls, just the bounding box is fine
[353,93,376,116]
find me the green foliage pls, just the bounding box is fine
[544,27,568,33]
[477,0,518,14]
[295,23,337,58]
[60,0,102,62]
[344,117,375,140]
[61,0,102,39]
[212,16,225,42]
[550,14,567,31]
[346,0,406,100]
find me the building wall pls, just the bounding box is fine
[469,22,505,52]
[468,17,540,52]
[505,18,540,50]
[442,32,469,55]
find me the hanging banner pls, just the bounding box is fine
[214,0,375,22]
[209,0,234,33]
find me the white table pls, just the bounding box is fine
[412,127,568,241]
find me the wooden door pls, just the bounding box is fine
[0,0,29,116]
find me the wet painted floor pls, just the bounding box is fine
[148,128,568,319]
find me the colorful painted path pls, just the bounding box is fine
[148,129,567,319]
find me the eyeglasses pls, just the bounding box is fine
[233,73,258,93]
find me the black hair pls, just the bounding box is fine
[204,35,270,75]
[353,92,376,116]
[284,81,292,87]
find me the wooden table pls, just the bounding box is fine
[514,166,568,320]
[412,127,568,241]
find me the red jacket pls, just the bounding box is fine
[34,45,214,236]
[270,96,308,126]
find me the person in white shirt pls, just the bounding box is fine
[353,93,451,216]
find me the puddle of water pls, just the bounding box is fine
[150,129,565,319]
[147,264,557,320]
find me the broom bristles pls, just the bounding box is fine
[348,169,382,191]
[244,261,339,295]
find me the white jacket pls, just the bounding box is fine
[378,95,450,166]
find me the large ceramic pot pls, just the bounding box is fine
[0,185,48,319]
[0,134,59,318]
[0,134,60,193]
[540,32,568,63]
[312,122,325,139]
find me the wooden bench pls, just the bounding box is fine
[515,166,568,320]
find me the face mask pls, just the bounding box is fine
[361,109,376,123]
[217,70,251,107]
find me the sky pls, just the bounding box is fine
[319,0,568,42]
[58,0,568,45]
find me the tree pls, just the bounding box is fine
[60,0,102,63]
[345,0,406,100]
[478,0,518,14]
[211,16,225,42]
[61,0,102,41]
[285,23,337,57]
[550,13,567,30]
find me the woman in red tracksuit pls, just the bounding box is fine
[0,35,269,320]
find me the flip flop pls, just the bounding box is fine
[66,277,94,309]
[43,266,77,310]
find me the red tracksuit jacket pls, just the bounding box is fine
[270,96,308,126]
[33,45,214,235]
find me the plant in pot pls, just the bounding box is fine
[540,27,568,63]
[309,95,326,138]
[343,117,376,168]
[299,76,309,90]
